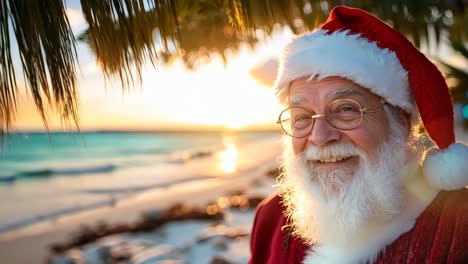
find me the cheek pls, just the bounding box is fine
[293,138,307,154]
[355,134,381,156]
[349,110,391,156]
[346,124,388,157]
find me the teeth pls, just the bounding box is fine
[318,157,348,163]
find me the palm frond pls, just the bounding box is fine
[1,0,79,139]
[225,0,466,49]
[79,0,179,89]
[439,60,468,102]
[439,39,468,103]
[450,38,468,59]
[0,0,17,138]
[80,0,257,70]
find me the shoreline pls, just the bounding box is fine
[0,133,280,235]
[0,139,281,263]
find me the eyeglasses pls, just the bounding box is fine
[277,98,384,138]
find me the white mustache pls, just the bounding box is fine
[304,143,363,161]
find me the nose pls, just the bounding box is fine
[308,118,341,146]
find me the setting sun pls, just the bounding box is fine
[224,120,246,130]
[14,43,286,131]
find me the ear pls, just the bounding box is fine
[398,109,411,129]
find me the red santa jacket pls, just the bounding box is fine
[249,189,468,264]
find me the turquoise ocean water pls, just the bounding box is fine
[0,131,279,233]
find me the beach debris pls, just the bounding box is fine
[100,240,152,262]
[49,203,224,255]
[197,225,248,243]
[48,249,87,264]
[212,237,229,250]
[209,193,265,212]
[130,245,182,264]
[265,167,282,179]
[50,237,184,264]
[210,256,233,264]
[141,209,165,220]
[48,191,268,263]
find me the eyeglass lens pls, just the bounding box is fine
[279,99,363,137]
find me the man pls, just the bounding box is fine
[249,6,468,264]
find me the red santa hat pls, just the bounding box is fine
[273,6,468,190]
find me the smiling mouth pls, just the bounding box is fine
[310,156,356,164]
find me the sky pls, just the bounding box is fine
[12,4,292,132]
[11,3,468,132]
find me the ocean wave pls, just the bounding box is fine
[0,164,116,184]
[118,147,171,156]
[0,174,16,183]
[83,175,213,195]
[166,150,212,164]
[53,164,116,175]
[0,199,116,234]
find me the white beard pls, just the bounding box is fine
[279,114,410,246]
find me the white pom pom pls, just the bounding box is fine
[423,143,468,190]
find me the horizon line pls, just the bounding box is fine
[6,127,281,134]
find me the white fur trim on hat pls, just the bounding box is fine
[423,143,468,190]
[274,30,414,112]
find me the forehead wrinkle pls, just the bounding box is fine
[289,88,366,106]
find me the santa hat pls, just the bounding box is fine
[273,6,468,190]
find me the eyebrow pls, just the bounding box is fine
[327,88,365,100]
[289,96,307,106]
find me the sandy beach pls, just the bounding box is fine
[0,136,282,264]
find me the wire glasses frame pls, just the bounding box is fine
[277,98,385,138]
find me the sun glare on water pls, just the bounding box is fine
[218,135,239,174]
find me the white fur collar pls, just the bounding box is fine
[302,157,439,264]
